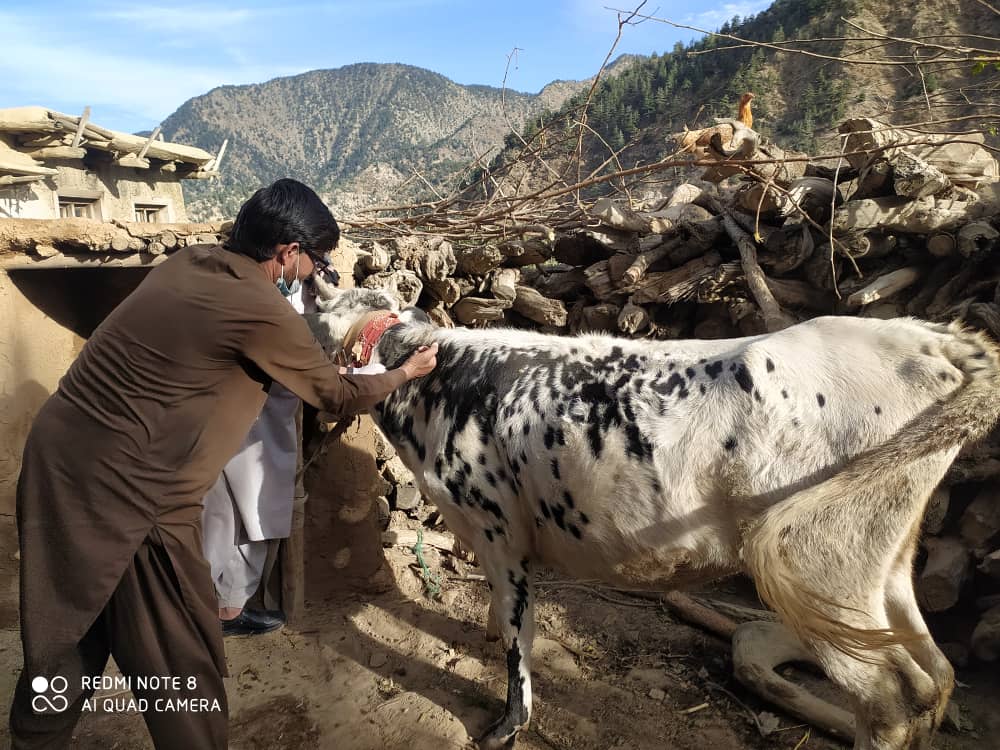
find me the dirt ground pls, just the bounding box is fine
[1,539,998,750]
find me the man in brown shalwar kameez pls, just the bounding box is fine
[8,178,438,749]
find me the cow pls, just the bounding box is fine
[304,281,1000,750]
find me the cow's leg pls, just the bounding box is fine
[801,590,940,750]
[478,557,535,750]
[883,536,954,748]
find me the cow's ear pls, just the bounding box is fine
[310,273,343,302]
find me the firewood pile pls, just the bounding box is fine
[350,117,1000,663]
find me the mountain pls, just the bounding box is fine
[161,60,635,220]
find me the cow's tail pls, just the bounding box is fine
[742,323,1000,661]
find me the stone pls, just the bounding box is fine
[649,688,666,701]
[395,483,422,512]
[369,651,388,669]
[383,455,414,486]
[373,429,396,462]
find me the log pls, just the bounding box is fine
[959,485,1000,556]
[554,227,634,265]
[765,276,834,313]
[114,153,150,169]
[979,550,1000,583]
[425,278,463,305]
[156,230,178,250]
[0,252,166,271]
[532,267,588,299]
[146,241,165,256]
[832,196,973,234]
[971,605,1000,662]
[621,238,676,287]
[927,233,956,258]
[957,221,999,258]
[455,243,504,275]
[511,285,568,327]
[851,159,894,201]
[497,238,550,266]
[362,269,423,308]
[0,175,44,186]
[452,296,509,324]
[629,251,723,305]
[109,234,132,253]
[391,236,457,282]
[839,117,999,187]
[608,252,638,284]
[845,267,922,308]
[720,212,796,332]
[617,301,650,334]
[424,300,455,328]
[20,145,86,160]
[592,196,650,233]
[580,303,620,332]
[664,182,705,208]
[907,259,961,316]
[583,259,615,300]
[762,222,815,273]
[917,536,971,612]
[927,262,982,317]
[489,268,520,303]
[360,242,391,273]
[891,152,952,198]
[644,202,714,235]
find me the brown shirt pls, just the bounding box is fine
[16,244,405,674]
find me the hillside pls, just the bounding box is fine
[161,62,633,220]
[482,0,1000,200]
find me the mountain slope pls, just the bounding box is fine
[162,62,631,220]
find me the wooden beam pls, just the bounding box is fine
[71,106,91,149]
[137,126,162,160]
[0,175,44,187]
[207,138,228,173]
[0,252,168,271]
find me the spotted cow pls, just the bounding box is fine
[306,283,1000,750]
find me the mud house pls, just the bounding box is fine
[0,105,224,223]
[0,111,383,627]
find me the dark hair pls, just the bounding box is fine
[225,178,340,261]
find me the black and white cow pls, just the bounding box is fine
[306,283,1000,750]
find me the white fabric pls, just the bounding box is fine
[201,285,304,607]
[201,476,270,609]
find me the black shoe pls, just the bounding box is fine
[221,609,286,637]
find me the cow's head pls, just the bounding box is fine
[303,273,430,363]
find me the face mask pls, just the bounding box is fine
[276,251,301,297]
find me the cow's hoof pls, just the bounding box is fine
[477,717,520,750]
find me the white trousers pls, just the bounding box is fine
[202,383,299,610]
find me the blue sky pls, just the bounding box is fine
[0,1,772,134]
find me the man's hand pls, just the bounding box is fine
[401,343,438,380]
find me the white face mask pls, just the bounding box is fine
[276,251,301,297]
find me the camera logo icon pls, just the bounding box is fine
[31,676,69,713]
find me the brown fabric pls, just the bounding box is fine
[9,528,228,749]
[11,245,406,743]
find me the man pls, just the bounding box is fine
[9,178,437,749]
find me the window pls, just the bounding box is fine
[134,204,165,223]
[58,197,98,219]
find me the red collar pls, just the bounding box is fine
[343,311,401,367]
